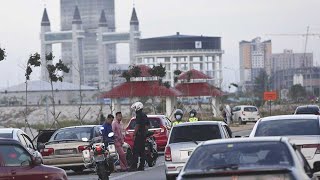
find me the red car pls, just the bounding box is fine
[0,138,68,180]
[125,115,172,151]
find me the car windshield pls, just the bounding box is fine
[128,118,161,129]
[50,127,92,142]
[185,141,293,171]
[255,119,320,136]
[244,107,258,112]
[0,133,12,138]
[169,125,221,144]
[296,107,320,115]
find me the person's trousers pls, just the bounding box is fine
[115,141,128,170]
[131,136,146,169]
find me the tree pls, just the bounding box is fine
[289,84,306,102]
[122,71,131,82]
[46,52,70,128]
[173,69,182,83]
[254,70,269,98]
[186,71,193,82]
[149,64,166,85]
[0,48,6,61]
[130,65,142,78]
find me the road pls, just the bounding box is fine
[68,129,253,180]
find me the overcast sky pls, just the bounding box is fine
[0,0,319,90]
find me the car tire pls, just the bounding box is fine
[71,167,84,173]
[166,174,176,180]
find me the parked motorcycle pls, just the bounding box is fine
[82,132,116,180]
[145,131,158,167]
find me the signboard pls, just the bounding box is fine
[195,41,202,49]
[264,91,277,101]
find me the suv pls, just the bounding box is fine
[125,115,171,151]
[164,121,231,180]
[294,105,320,115]
[232,105,260,124]
[0,138,67,180]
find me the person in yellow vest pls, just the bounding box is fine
[172,109,184,126]
[188,109,199,122]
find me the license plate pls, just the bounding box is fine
[95,154,105,161]
[249,118,255,120]
[108,144,116,153]
[59,149,74,154]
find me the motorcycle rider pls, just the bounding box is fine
[188,109,199,122]
[102,114,114,147]
[129,102,150,171]
[172,109,184,126]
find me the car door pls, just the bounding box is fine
[0,167,9,180]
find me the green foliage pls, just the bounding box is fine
[130,65,142,77]
[163,82,171,88]
[25,53,41,80]
[122,71,131,82]
[46,53,70,83]
[150,64,166,78]
[289,84,306,102]
[174,69,182,76]
[0,48,6,61]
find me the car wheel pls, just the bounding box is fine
[166,174,176,180]
[71,167,84,173]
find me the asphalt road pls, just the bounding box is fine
[68,129,253,180]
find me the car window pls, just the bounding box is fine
[295,107,320,115]
[232,107,241,112]
[221,126,229,138]
[295,148,313,175]
[17,131,28,147]
[244,107,258,112]
[169,125,221,144]
[0,144,32,167]
[185,141,293,171]
[128,118,161,129]
[50,127,92,141]
[0,133,12,138]
[94,126,102,137]
[255,119,320,136]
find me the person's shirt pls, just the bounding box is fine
[112,120,124,144]
[102,122,114,143]
[188,117,199,122]
[135,110,150,136]
[172,120,183,126]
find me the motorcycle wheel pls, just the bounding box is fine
[97,163,109,180]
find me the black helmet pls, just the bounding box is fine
[174,109,183,116]
[189,109,197,116]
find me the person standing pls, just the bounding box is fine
[129,102,150,171]
[112,112,128,172]
[102,114,114,147]
[172,109,184,126]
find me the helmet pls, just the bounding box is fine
[131,102,143,111]
[189,109,197,116]
[174,109,183,120]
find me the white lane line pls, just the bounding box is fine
[111,162,164,180]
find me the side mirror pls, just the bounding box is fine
[313,162,320,172]
[37,143,45,151]
[33,157,42,166]
[108,132,114,138]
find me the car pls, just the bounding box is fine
[177,137,318,180]
[164,121,232,180]
[125,115,172,151]
[250,115,320,177]
[232,105,261,124]
[0,138,68,180]
[39,125,132,172]
[294,105,320,115]
[0,128,43,160]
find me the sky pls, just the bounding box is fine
[0,0,319,91]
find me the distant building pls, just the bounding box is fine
[239,37,272,92]
[134,32,224,87]
[271,49,313,73]
[271,67,320,96]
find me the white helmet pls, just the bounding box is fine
[131,102,143,111]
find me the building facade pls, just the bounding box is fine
[271,49,313,73]
[239,37,272,91]
[40,1,140,90]
[134,33,224,87]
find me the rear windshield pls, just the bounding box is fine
[255,119,320,136]
[50,127,92,142]
[0,133,12,138]
[244,107,258,112]
[128,118,161,129]
[185,141,293,171]
[169,125,221,144]
[295,107,320,115]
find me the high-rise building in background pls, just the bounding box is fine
[239,37,272,92]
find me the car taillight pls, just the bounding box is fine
[96,146,102,154]
[303,144,320,154]
[78,146,86,152]
[41,148,54,156]
[165,146,172,161]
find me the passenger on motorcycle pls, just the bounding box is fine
[172,109,184,126]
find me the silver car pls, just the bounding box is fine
[177,137,316,180]
[164,121,232,180]
[0,128,43,160]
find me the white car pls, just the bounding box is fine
[250,115,320,177]
[232,105,260,124]
[164,121,232,180]
[0,128,43,160]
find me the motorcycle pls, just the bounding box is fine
[145,131,158,167]
[82,132,116,180]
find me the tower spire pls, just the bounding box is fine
[130,7,139,25]
[41,8,50,26]
[99,10,108,27]
[72,6,82,24]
